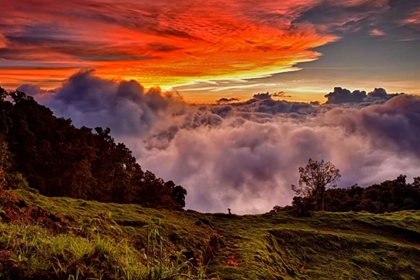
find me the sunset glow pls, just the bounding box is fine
[1,0,420,102]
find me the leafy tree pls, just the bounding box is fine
[413,177,420,190]
[0,87,187,210]
[274,174,420,214]
[0,135,8,189]
[166,180,187,209]
[0,87,7,102]
[291,158,341,211]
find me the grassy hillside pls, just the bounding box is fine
[1,188,420,280]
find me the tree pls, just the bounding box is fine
[291,158,341,211]
[0,136,8,189]
[0,88,188,210]
[413,177,420,190]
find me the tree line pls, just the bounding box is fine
[0,87,186,210]
[272,159,420,215]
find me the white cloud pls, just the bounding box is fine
[23,72,420,214]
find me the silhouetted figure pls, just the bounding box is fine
[228,208,231,215]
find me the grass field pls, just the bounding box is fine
[1,188,420,279]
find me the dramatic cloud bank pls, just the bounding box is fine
[19,72,420,214]
[324,87,400,104]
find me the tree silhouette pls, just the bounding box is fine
[0,87,187,210]
[292,158,341,211]
[274,174,420,214]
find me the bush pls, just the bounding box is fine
[5,172,29,190]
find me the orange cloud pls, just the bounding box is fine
[0,1,339,90]
[370,29,386,36]
[0,33,7,49]
[0,0,390,96]
[0,67,80,89]
[404,9,420,25]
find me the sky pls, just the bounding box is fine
[1,1,420,214]
[1,0,420,102]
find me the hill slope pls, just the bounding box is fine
[1,188,420,279]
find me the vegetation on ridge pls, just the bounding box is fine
[291,158,341,212]
[1,87,420,279]
[1,188,420,279]
[0,87,186,210]
[273,173,420,215]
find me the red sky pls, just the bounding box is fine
[1,0,420,102]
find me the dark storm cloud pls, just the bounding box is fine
[20,72,420,214]
[272,91,292,98]
[325,87,400,104]
[293,0,388,33]
[364,88,401,103]
[16,84,56,98]
[43,70,183,135]
[294,0,420,40]
[324,87,367,104]
[252,92,271,100]
[216,97,239,104]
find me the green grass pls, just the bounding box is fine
[1,189,420,279]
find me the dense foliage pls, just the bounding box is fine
[0,87,186,210]
[273,174,420,214]
[291,158,341,211]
